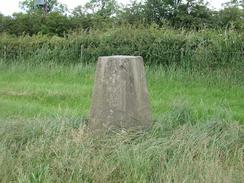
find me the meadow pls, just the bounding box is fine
[0,61,243,182]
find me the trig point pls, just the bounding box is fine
[89,56,152,131]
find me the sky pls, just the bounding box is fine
[0,0,230,16]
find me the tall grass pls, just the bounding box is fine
[0,104,243,183]
[1,27,243,69]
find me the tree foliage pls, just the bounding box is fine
[0,0,243,36]
[20,0,67,13]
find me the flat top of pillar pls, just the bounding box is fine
[99,55,142,60]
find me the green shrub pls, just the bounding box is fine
[0,27,243,68]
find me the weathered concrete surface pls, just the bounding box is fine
[89,56,152,131]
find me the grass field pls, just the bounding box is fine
[0,62,244,182]
[0,63,243,121]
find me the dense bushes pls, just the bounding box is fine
[0,27,243,68]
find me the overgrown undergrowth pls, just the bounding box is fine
[0,109,243,183]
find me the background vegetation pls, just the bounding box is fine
[1,0,243,68]
[1,27,244,68]
[0,0,243,36]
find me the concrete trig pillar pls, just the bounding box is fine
[89,56,152,131]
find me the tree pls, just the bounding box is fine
[144,0,213,29]
[71,0,120,30]
[217,0,244,29]
[20,0,67,14]
[171,0,213,29]
[223,0,244,8]
[118,1,146,25]
[144,0,184,25]
[82,0,119,18]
